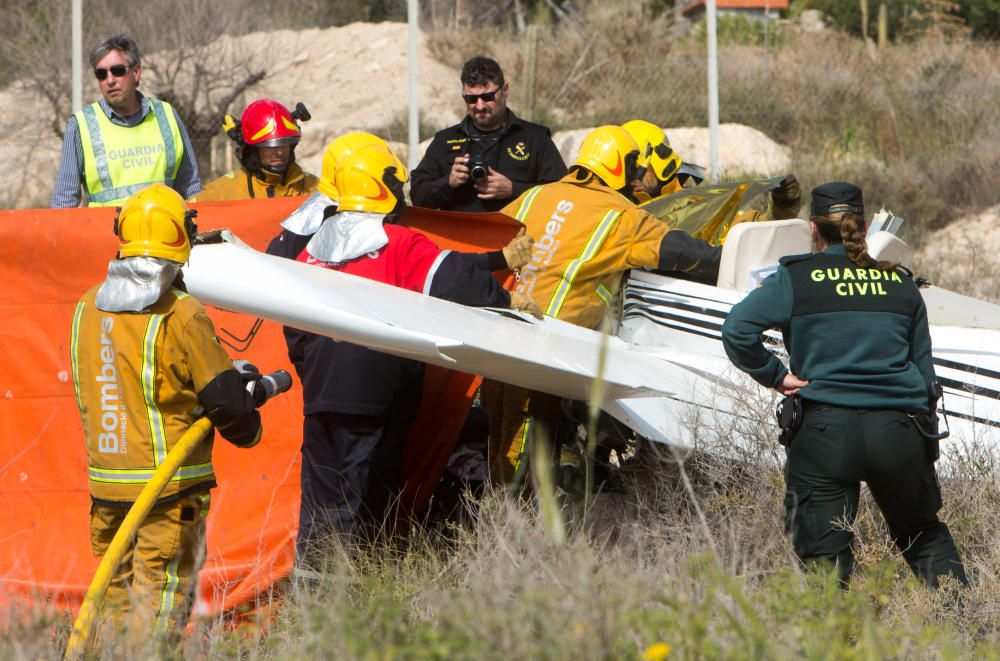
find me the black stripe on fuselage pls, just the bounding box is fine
[934,357,1000,383]
[938,376,1000,401]
[943,408,1000,430]
[624,291,731,321]
[623,302,724,335]
[621,309,723,341]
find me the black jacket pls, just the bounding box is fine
[410,110,567,213]
[266,228,510,420]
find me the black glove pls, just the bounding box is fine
[233,359,262,385]
[234,360,292,407]
[194,229,226,246]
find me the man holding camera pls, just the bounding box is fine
[410,56,566,213]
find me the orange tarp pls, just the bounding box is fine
[0,198,519,616]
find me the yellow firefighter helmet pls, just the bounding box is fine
[622,119,683,185]
[114,184,196,264]
[573,125,640,191]
[319,132,402,202]
[334,145,409,215]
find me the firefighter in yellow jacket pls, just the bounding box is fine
[487,125,721,483]
[192,99,318,202]
[70,184,263,643]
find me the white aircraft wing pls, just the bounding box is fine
[183,231,682,402]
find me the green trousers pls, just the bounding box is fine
[783,404,967,589]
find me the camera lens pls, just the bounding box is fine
[470,161,487,180]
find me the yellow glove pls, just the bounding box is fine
[502,227,534,270]
[510,291,543,319]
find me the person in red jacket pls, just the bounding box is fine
[269,145,537,562]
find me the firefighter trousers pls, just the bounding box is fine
[481,379,562,486]
[90,492,209,645]
[296,412,408,565]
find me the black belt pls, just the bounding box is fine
[801,400,903,415]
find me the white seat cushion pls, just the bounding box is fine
[866,230,913,269]
[717,219,812,291]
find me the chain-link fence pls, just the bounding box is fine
[428,9,998,240]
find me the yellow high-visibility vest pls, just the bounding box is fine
[75,98,184,207]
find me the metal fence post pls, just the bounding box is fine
[522,25,538,122]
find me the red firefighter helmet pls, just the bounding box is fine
[240,99,301,147]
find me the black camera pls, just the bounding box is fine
[466,135,497,182]
[468,159,488,181]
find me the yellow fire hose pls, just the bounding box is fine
[64,417,213,659]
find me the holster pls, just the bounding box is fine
[775,393,803,447]
[907,382,948,463]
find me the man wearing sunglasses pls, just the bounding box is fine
[410,56,566,213]
[51,34,201,208]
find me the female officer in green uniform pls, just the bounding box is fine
[721,181,967,589]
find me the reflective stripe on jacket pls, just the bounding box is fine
[70,285,234,503]
[75,99,183,206]
[501,171,670,330]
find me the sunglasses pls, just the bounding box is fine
[462,89,500,104]
[94,64,129,81]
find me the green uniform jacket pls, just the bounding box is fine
[721,244,935,412]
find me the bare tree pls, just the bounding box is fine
[0,1,80,138]
[108,0,270,176]
[0,0,277,176]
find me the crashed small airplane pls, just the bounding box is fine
[4,187,996,618]
[184,197,1000,464]
[615,218,1000,456]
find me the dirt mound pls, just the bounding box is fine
[914,204,1000,302]
[0,22,461,208]
[551,124,791,179]
[199,23,462,174]
[0,21,791,208]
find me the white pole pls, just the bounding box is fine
[72,0,83,112]
[407,0,420,172]
[706,0,719,183]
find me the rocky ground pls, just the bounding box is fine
[913,204,1000,302]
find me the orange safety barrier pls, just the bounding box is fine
[0,198,520,617]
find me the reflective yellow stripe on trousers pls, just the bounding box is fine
[154,553,182,637]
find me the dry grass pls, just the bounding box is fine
[5,4,1000,657]
[6,383,998,659]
